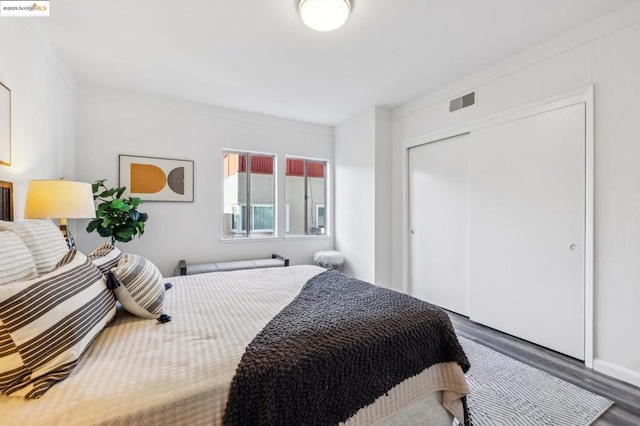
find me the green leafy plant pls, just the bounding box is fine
[86,179,148,245]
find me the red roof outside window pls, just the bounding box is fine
[286,159,324,178]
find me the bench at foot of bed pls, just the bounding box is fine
[177,254,289,276]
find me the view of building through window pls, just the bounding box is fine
[285,157,326,235]
[223,152,275,237]
[222,152,328,238]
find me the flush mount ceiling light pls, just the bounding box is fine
[299,0,351,32]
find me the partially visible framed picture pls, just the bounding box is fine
[0,83,11,166]
[119,155,194,202]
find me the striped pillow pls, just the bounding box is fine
[88,243,122,276]
[0,219,70,275]
[0,251,116,398]
[110,254,165,319]
[0,231,38,285]
[54,249,78,270]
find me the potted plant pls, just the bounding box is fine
[86,179,148,245]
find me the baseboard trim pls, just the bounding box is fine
[593,358,640,388]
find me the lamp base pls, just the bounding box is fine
[59,223,76,250]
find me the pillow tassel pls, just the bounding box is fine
[157,314,171,324]
[106,272,120,290]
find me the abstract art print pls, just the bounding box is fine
[0,83,10,166]
[119,155,194,202]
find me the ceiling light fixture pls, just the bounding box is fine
[299,0,351,32]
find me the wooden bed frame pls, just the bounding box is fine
[0,180,13,221]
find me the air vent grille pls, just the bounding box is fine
[449,91,476,112]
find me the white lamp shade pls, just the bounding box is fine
[24,180,96,219]
[299,0,351,32]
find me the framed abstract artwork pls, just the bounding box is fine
[0,83,10,166]
[119,155,194,202]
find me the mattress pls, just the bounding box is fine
[0,265,468,425]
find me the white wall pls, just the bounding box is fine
[335,109,375,282]
[0,21,77,217]
[391,2,640,386]
[335,107,392,286]
[74,86,334,276]
[374,110,392,287]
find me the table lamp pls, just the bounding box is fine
[24,179,96,248]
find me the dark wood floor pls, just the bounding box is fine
[448,312,640,426]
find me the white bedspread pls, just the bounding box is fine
[0,265,468,425]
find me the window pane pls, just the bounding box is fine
[249,155,275,237]
[223,153,247,237]
[307,161,326,235]
[224,152,276,238]
[286,158,327,236]
[285,158,305,235]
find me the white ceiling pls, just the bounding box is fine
[26,0,633,125]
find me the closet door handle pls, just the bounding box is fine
[569,244,579,252]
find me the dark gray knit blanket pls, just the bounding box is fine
[223,269,470,426]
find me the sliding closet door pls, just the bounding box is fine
[469,104,586,359]
[409,133,470,316]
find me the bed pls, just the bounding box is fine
[1,222,470,425]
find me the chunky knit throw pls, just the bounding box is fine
[223,269,470,426]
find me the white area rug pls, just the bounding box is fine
[459,337,612,425]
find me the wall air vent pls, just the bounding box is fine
[449,91,476,112]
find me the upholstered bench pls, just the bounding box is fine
[177,254,289,276]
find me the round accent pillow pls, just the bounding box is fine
[109,253,165,319]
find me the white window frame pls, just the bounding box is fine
[285,204,291,233]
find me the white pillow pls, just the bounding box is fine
[0,231,38,285]
[109,253,165,319]
[0,219,69,275]
[0,250,116,398]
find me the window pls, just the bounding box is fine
[251,204,274,232]
[285,157,328,236]
[315,204,325,228]
[230,204,274,233]
[223,152,276,238]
